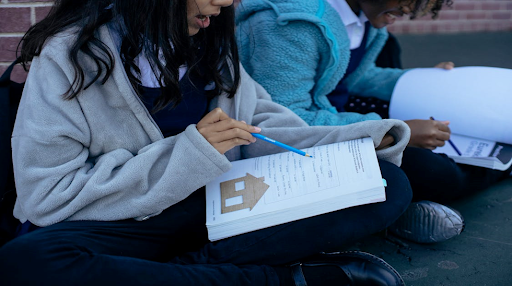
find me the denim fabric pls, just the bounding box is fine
[0,159,411,286]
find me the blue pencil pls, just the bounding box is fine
[251,133,313,158]
[430,117,462,156]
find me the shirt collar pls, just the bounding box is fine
[326,0,368,27]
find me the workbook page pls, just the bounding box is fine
[206,138,383,225]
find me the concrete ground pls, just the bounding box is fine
[396,31,512,69]
[350,32,512,286]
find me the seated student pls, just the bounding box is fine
[236,0,512,244]
[0,0,414,285]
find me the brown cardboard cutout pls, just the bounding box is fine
[220,173,269,214]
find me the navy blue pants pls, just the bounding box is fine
[401,147,511,203]
[0,160,411,286]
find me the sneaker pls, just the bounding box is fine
[388,200,465,243]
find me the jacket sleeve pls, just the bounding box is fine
[233,66,411,166]
[12,53,231,226]
[237,11,381,127]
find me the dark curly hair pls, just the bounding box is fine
[19,0,240,112]
[404,0,453,19]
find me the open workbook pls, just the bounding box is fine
[389,66,512,170]
[205,137,386,241]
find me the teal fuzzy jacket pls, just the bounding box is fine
[236,0,406,126]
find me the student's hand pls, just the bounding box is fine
[376,134,395,150]
[434,61,455,70]
[196,108,260,154]
[405,119,451,149]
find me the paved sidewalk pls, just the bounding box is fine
[396,31,512,69]
[353,31,512,286]
[352,178,512,286]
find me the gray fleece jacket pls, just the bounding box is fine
[12,25,410,227]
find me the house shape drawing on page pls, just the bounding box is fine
[220,173,269,214]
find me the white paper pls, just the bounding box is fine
[205,138,385,240]
[434,134,496,157]
[389,67,512,144]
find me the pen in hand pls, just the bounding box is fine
[251,133,313,158]
[429,116,462,155]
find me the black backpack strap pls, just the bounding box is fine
[0,57,24,191]
[0,58,24,246]
[0,57,22,85]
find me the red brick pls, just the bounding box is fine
[394,17,407,24]
[470,22,485,31]
[401,24,411,34]
[438,11,461,21]
[413,22,427,33]
[0,8,31,33]
[35,6,53,23]
[481,2,502,10]
[454,2,476,11]
[489,22,502,31]
[413,13,433,21]
[491,11,512,20]
[465,11,488,20]
[497,21,509,30]
[0,64,28,84]
[387,23,402,34]
[0,37,22,62]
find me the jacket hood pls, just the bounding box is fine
[236,0,325,25]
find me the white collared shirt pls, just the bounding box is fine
[326,0,368,50]
[136,53,187,88]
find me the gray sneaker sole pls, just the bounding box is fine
[389,200,465,244]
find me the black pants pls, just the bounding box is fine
[0,160,411,286]
[401,147,511,203]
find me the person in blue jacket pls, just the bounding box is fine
[236,0,512,244]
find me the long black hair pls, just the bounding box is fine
[19,0,240,111]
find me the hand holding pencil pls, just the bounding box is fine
[430,117,461,155]
[196,108,312,158]
[404,118,452,150]
[197,108,260,155]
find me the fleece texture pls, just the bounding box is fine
[236,0,406,126]
[11,23,410,227]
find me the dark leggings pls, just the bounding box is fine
[401,147,511,204]
[0,160,411,286]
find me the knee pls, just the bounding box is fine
[0,231,74,284]
[379,160,413,214]
[0,233,43,283]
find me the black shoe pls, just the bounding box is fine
[290,251,405,286]
[388,200,465,244]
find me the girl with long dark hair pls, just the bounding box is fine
[0,0,413,285]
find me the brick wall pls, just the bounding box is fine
[1,0,512,82]
[388,0,512,34]
[0,0,53,82]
